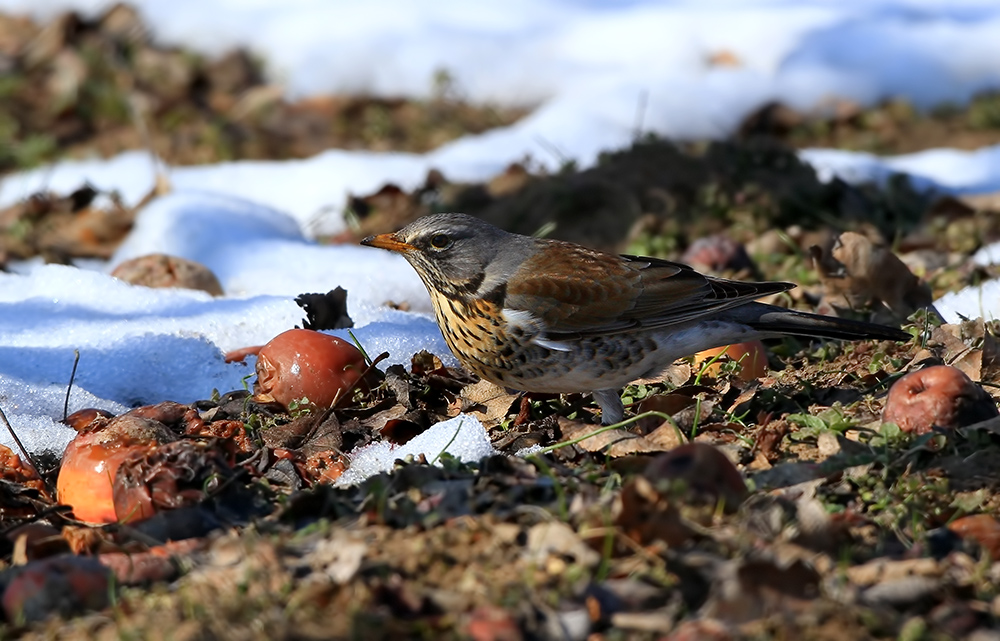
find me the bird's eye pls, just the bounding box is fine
[429,234,453,250]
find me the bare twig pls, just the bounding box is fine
[0,506,71,538]
[63,349,80,421]
[332,351,390,409]
[0,402,53,501]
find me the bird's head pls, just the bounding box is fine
[361,213,529,300]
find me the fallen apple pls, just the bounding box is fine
[56,415,175,524]
[254,328,367,411]
[882,365,998,434]
[693,340,767,382]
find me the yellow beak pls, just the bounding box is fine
[360,233,417,253]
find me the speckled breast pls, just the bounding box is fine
[427,290,664,393]
[428,289,525,384]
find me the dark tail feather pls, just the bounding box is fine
[737,303,911,342]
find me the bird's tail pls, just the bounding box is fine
[736,302,911,342]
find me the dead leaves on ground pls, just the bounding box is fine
[4,222,1000,635]
[811,230,934,322]
[0,5,527,178]
[4,321,1000,637]
[0,186,134,265]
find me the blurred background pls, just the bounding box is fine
[1,0,1000,308]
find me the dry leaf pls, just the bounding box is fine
[558,417,668,457]
[948,514,1000,560]
[523,521,600,568]
[846,557,941,587]
[615,476,696,547]
[460,380,519,428]
[701,556,821,625]
[635,361,691,387]
[644,422,686,450]
[811,231,932,320]
[644,443,747,511]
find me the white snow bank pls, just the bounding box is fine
[0,192,452,453]
[335,414,496,486]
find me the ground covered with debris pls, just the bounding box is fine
[3,5,1000,641]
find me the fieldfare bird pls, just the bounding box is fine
[362,213,909,424]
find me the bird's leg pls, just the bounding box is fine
[592,389,624,425]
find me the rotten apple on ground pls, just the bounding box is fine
[56,415,176,524]
[253,328,368,411]
[882,364,998,434]
[56,405,244,526]
[693,340,768,382]
[1,556,112,624]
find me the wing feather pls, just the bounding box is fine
[504,242,793,338]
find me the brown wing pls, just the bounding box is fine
[505,241,793,337]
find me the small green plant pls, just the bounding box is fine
[286,397,314,417]
[619,383,656,407]
[347,329,373,366]
[787,404,856,440]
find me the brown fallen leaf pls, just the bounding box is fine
[846,557,941,587]
[948,514,1000,560]
[557,417,668,457]
[459,380,519,428]
[752,419,789,463]
[261,409,342,453]
[635,390,715,436]
[925,319,1000,386]
[614,476,696,547]
[522,521,600,568]
[411,350,444,375]
[339,181,427,244]
[487,163,531,198]
[5,523,69,563]
[0,186,135,263]
[811,231,932,321]
[645,421,686,451]
[360,403,408,434]
[644,443,747,511]
[700,556,821,625]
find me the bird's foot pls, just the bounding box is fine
[593,389,625,425]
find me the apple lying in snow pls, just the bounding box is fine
[253,328,367,411]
